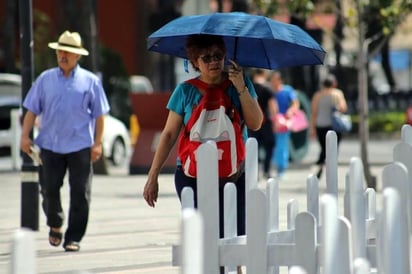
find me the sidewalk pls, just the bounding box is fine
[0,138,398,273]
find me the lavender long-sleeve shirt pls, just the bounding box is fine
[23,65,110,153]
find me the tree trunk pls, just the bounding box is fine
[82,0,108,175]
[380,39,396,91]
[333,0,344,67]
[81,0,98,72]
[357,3,376,189]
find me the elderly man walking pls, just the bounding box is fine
[20,30,110,252]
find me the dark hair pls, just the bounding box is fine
[186,34,226,71]
[253,68,265,76]
[323,74,337,88]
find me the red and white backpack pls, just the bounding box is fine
[177,78,245,179]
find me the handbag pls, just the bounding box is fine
[275,110,308,133]
[289,110,308,132]
[275,113,291,133]
[332,109,352,133]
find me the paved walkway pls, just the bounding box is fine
[0,138,398,273]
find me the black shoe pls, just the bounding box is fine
[48,228,62,247]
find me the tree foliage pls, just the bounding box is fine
[252,0,412,36]
[251,0,314,17]
[348,0,412,91]
[362,0,412,36]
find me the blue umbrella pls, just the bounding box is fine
[147,12,326,69]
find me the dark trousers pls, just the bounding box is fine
[315,127,342,165]
[39,148,92,244]
[248,123,275,176]
[174,166,246,238]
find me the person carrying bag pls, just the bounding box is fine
[331,98,352,133]
[309,74,348,178]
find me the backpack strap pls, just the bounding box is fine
[184,77,233,122]
[185,78,235,115]
[186,78,232,94]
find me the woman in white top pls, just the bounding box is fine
[309,74,348,178]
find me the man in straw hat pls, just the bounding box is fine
[20,30,110,252]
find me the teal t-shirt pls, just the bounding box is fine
[167,76,257,165]
[167,76,257,141]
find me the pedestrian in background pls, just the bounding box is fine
[309,73,348,178]
[20,31,110,252]
[248,68,278,179]
[143,34,263,274]
[269,71,300,179]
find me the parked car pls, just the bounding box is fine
[0,73,21,151]
[129,75,153,94]
[102,114,131,166]
[0,73,131,166]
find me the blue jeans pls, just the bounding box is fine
[273,131,290,175]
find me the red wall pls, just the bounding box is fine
[97,1,140,74]
[30,0,142,75]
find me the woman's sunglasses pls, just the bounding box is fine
[199,52,224,64]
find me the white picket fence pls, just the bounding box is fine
[10,125,412,274]
[173,125,412,274]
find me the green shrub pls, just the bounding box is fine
[350,111,407,134]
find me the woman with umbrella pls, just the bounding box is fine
[143,34,262,273]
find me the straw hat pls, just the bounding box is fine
[48,31,89,56]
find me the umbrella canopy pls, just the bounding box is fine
[147,12,326,70]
